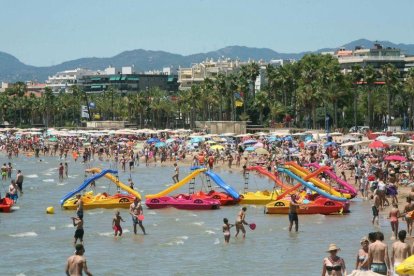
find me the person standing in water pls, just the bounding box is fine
[235,207,248,238]
[222,218,234,244]
[112,211,125,237]
[368,231,390,275]
[289,194,300,232]
[64,162,68,178]
[15,169,24,195]
[74,194,84,220]
[403,197,414,237]
[172,163,179,183]
[72,216,84,246]
[129,197,146,235]
[388,203,400,240]
[391,230,411,275]
[58,163,64,182]
[65,244,92,276]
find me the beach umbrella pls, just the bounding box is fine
[48,137,58,142]
[146,137,160,144]
[205,140,217,144]
[210,144,224,150]
[324,142,337,147]
[384,155,407,161]
[155,142,166,148]
[255,148,269,155]
[191,137,204,143]
[245,146,255,152]
[369,140,387,149]
[253,142,264,148]
[243,139,257,145]
[166,138,176,144]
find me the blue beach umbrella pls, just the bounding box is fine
[191,137,204,143]
[155,142,166,148]
[243,139,257,145]
[147,137,160,144]
[245,146,255,152]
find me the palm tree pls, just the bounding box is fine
[253,90,268,125]
[404,68,414,129]
[350,65,364,128]
[363,66,377,129]
[381,63,399,126]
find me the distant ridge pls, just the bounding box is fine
[1,39,413,82]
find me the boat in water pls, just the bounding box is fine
[62,191,136,210]
[265,197,348,215]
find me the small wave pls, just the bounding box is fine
[87,210,104,215]
[175,240,184,245]
[153,223,158,227]
[16,273,26,276]
[43,173,52,176]
[175,218,180,222]
[192,222,204,226]
[147,211,157,215]
[50,226,56,230]
[57,183,66,186]
[11,206,20,210]
[188,213,198,217]
[43,179,54,182]
[205,230,216,235]
[177,236,188,240]
[98,232,114,237]
[123,229,130,233]
[26,174,38,178]
[65,224,74,228]
[98,186,107,189]
[214,238,220,245]
[10,232,38,237]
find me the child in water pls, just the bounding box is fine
[222,218,234,244]
[112,211,125,237]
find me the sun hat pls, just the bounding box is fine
[326,243,340,252]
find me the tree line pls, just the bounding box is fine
[3,54,414,130]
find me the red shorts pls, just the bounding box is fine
[113,225,122,233]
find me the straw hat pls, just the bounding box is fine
[326,243,340,252]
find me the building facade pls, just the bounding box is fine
[78,73,179,94]
[46,68,98,93]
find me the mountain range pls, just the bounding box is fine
[1,39,414,82]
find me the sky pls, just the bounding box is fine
[1,0,414,66]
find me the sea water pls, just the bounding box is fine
[0,156,391,275]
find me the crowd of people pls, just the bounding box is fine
[3,128,414,275]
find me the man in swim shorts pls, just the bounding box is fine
[172,163,179,183]
[75,194,84,220]
[235,207,248,238]
[368,231,390,275]
[65,244,92,276]
[289,194,299,232]
[72,216,84,246]
[371,191,380,225]
[15,169,24,194]
[129,197,146,235]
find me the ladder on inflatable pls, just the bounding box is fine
[189,177,196,194]
[243,171,250,193]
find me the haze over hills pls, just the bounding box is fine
[1,39,414,82]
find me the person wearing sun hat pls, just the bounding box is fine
[355,237,369,271]
[322,243,346,276]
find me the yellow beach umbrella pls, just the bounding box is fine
[255,148,269,155]
[210,144,224,150]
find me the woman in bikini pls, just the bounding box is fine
[322,243,346,276]
[222,218,234,244]
[355,237,369,271]
[389,203,400,240]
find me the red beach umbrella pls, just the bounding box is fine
[369,140,387,149]
[384,155,407,161]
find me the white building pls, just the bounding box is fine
[46,68,98,93]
